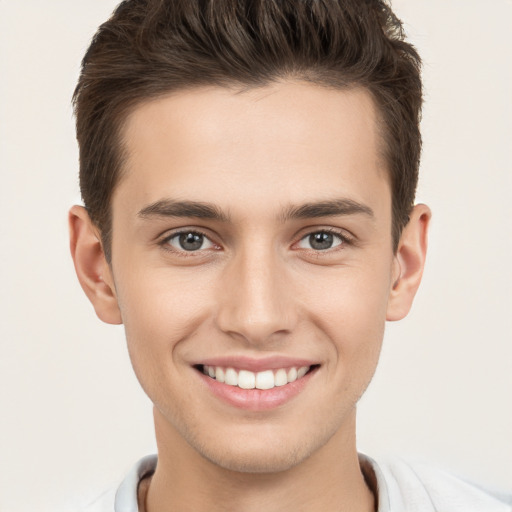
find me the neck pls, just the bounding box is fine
[145,408,375,512]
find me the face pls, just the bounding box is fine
[106,82,399,472]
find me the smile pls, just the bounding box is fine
[195,358,320,410]
[201,365,311,390]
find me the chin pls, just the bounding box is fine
[187,421,337,475]
[199,441,308,474]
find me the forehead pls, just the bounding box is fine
[116,82,390,219]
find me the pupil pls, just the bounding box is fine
[309,232,333,250]
[179,232,203,251]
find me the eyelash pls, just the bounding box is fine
[295,228,353,252]
[158,227,353,256]
[159,229,219,256]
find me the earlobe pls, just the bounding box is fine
[68,205,122,325]
[386,204,431,321]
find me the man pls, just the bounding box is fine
[69,1,511,511]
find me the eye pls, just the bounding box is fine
[165,231,215,252]
[297,231,344,251]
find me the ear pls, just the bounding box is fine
[386,204,431,321]
[69,205,122,325]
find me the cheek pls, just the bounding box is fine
[303,258,391,331]
[114,267,212,384]
[118,266,210,334]
[300,260,391,378]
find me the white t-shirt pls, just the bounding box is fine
[81,454,512,512]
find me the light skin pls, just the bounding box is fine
[70,82,430,512]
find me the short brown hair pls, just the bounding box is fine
[74,0,422,262]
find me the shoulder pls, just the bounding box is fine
[361,454,512,512]
[79,454,157,512]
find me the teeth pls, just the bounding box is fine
[297,366,308,379]
[256,370,274,390]
[274,368,288,387]
[238,370,256,389]
[225,368,238,386]
[215,367,225,383]
[202,365,311,389]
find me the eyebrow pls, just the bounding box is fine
[281,199,374,221]
[137,198,374,222]
[138,199,229,222]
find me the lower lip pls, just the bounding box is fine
[197,368,317,411]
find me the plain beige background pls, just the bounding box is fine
[0,1,511,511]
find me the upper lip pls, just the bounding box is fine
[194,355,319,372]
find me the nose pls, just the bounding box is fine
[215,245,298,346]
